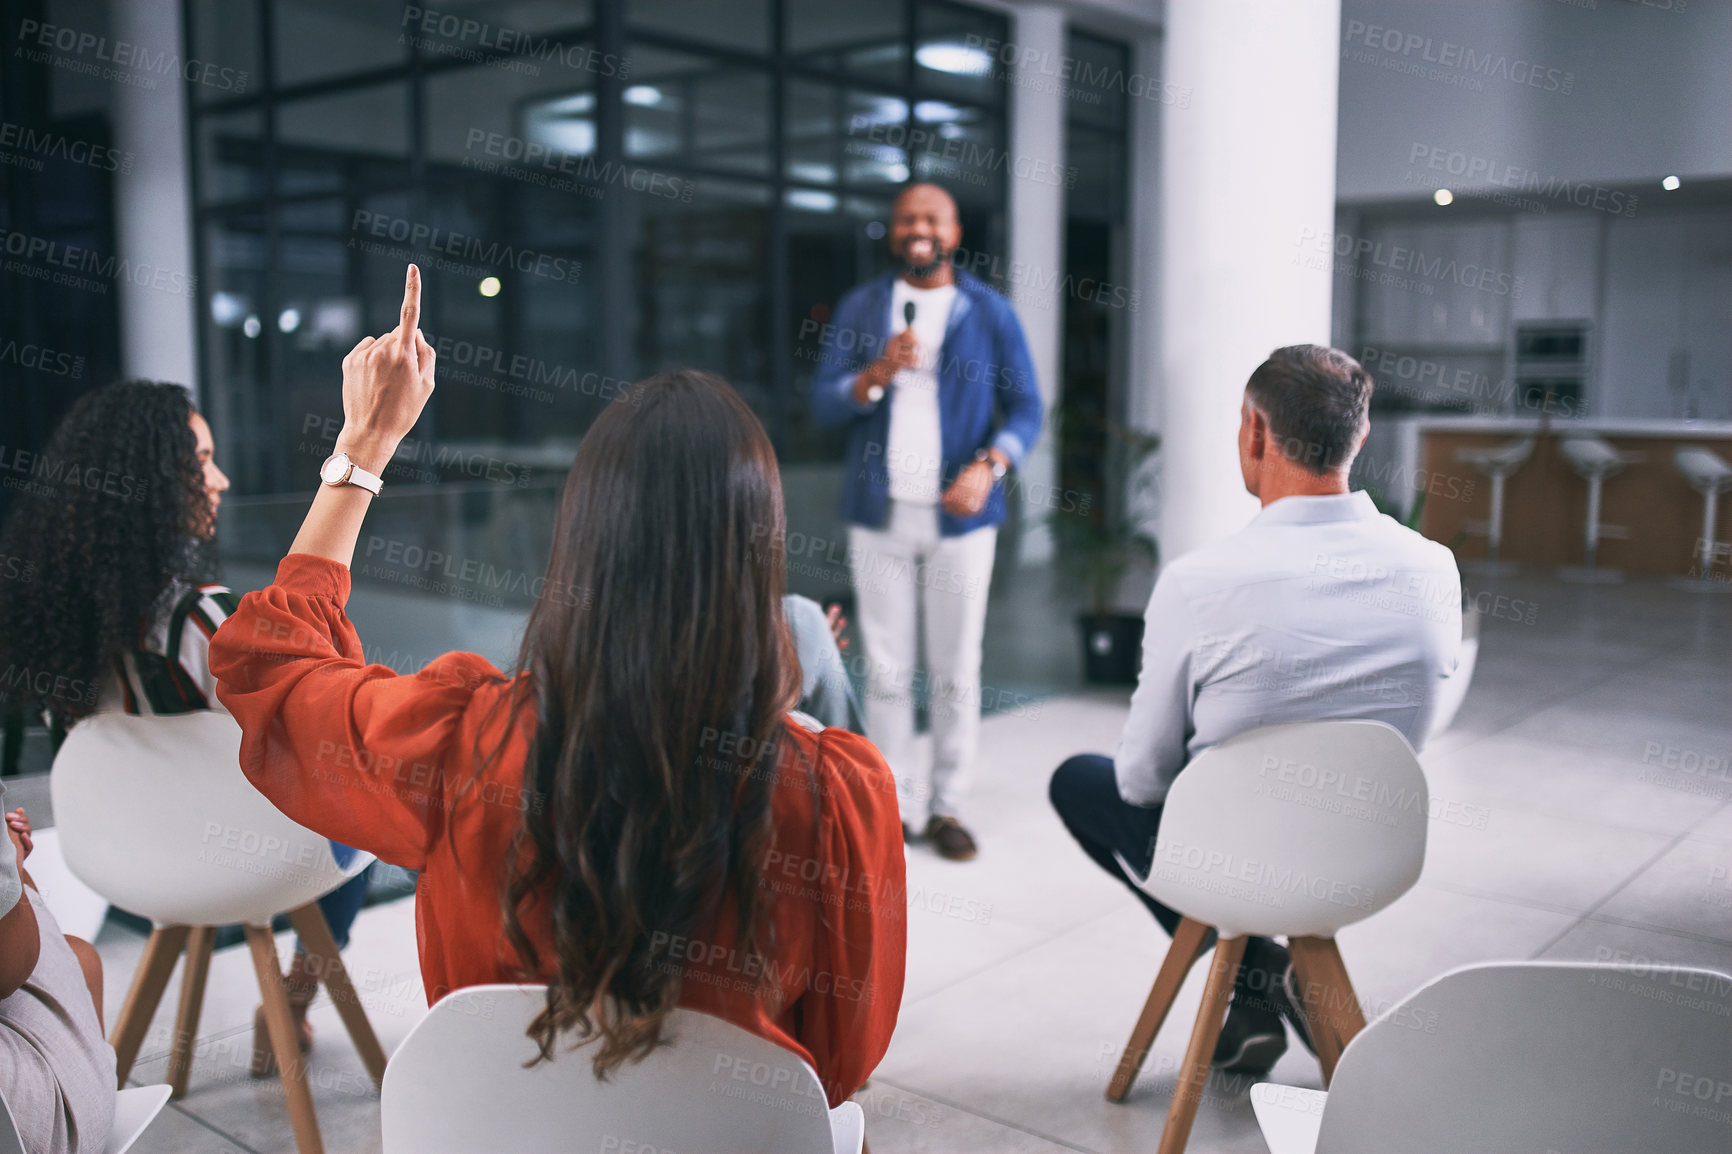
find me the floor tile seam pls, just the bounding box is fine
[900,906,1142,1009]
[1529,823,1702,958]
[142,1095,267,1154]
[866,1075,1104,1153]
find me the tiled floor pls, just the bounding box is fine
[32,569,1732,1152]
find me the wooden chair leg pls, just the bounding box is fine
[1155,934,1246,1154]
[1288,936,1367,1086]
[166,927,215,1099]
[110,925,190,1087]
[1106,917,1213,1103]
[246,925,324,1154]
[286,902,388,1088]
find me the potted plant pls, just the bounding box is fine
[1049,416,1161,685]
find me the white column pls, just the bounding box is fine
[1004,3,1066,564]
[1158,0,1341,561]
[111,0,199,396]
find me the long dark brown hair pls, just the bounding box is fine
[497,369,801,1077]
[0,381,213,723]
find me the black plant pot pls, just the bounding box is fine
[1078,614,1144,685]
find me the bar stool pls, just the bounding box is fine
[1674,446,1732,591]
[1557,435,1644,582]
[1103,721,1428,1154]
[1453,437,1534,573]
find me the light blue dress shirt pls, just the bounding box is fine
[1115,491,1463,806]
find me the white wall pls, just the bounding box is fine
[1337,0,1732,201]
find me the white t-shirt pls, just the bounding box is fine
[884,279,957,504]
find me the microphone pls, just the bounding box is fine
[904,300,916,327]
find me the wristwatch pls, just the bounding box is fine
[866,383,885,404]
[975,448,1008,481]
[319,451,384,495]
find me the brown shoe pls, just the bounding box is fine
[925,815,978,861]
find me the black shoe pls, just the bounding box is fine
[1210,1003,1287,1075]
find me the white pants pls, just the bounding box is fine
[848,500,998,825]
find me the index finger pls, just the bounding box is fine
[398,264,421,349]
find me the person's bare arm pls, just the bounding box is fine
[0,824,41,998]
[288,264,437,568]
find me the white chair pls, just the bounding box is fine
[0,1083,171,1154]
[50,710,385,1154]
[1104,721,1428,1154]
[1454,437,1535,570]
[1252,960,1732,1153]
[19,827,111,944]
[1424,595,1478,741]
[1557,435,1644,579]
[381,985,865,1154]
[1675,446,1732,586]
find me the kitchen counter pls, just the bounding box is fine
[1379,415,1732,577]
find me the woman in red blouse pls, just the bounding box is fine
[208,266,905,1106]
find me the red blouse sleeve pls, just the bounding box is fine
[208,553,510,872]
[798,726,908,1107]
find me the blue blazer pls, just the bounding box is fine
[809,269,1044,536]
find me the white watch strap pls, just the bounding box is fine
[345,461,384,495]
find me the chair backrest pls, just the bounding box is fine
[1143,721,1427,937]
[1317,961,1732,1153]
[381,986,841,1154]
[49,710,354,926]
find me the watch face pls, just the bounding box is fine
[320,454,348,484]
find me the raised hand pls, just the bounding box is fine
[335,264,437,473]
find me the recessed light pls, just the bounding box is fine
[479,276,501,297]
[1661,175,1681,191]
[1433,189,1454,206]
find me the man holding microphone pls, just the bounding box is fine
[811,182,1043,860]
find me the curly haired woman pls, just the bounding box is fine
[0,380,371,1088]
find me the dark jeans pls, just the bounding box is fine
[296,843,370,955]
[1049,754,1289,1010]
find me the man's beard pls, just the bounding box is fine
[901,239,950,278]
